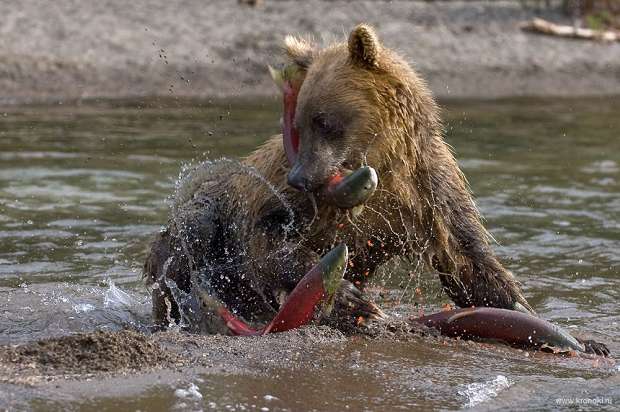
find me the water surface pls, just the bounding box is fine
[1,97,618,410]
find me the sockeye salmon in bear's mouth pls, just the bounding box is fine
[272,63,378,209]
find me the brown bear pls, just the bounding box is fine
[144,24,535,334]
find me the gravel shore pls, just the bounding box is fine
[1,0,619,104]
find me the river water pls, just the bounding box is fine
[0,97,618,410]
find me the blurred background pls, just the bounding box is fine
[1,0,619,104]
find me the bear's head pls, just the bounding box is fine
[283,24,441,194]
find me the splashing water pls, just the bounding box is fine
[458,375,512,408]
[162,157,301,325]
[72,303,95,313]
[104,278,136,308]
[174,382,203,400]
[172,157,295,237]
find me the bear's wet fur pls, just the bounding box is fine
[144,24,533,333]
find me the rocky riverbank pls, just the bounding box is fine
[1,0,619,105]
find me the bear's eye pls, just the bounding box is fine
[311,113,343,140]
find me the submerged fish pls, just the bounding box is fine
[413,307,587,353]
[218,243,348,336]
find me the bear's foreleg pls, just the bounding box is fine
[433,251,534,314]
[421,140,535,314]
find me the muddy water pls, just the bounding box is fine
[1,98,618,410]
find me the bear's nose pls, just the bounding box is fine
[287,164,314,192]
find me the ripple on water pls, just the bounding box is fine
[0,229,74,239]
[0,167,144,180]
[47,218,105,228]
[0,261,76,277]
[581,160,619,174]
[0,151,86,160]
[4,183,136,203]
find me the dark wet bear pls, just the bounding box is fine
[144,24,534,333]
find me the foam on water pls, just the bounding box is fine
[72,303,95,313]
[174,383,203,400]
[458,375,512,408]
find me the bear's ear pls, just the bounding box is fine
[284,35,315,69]
[348,24,380,68]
